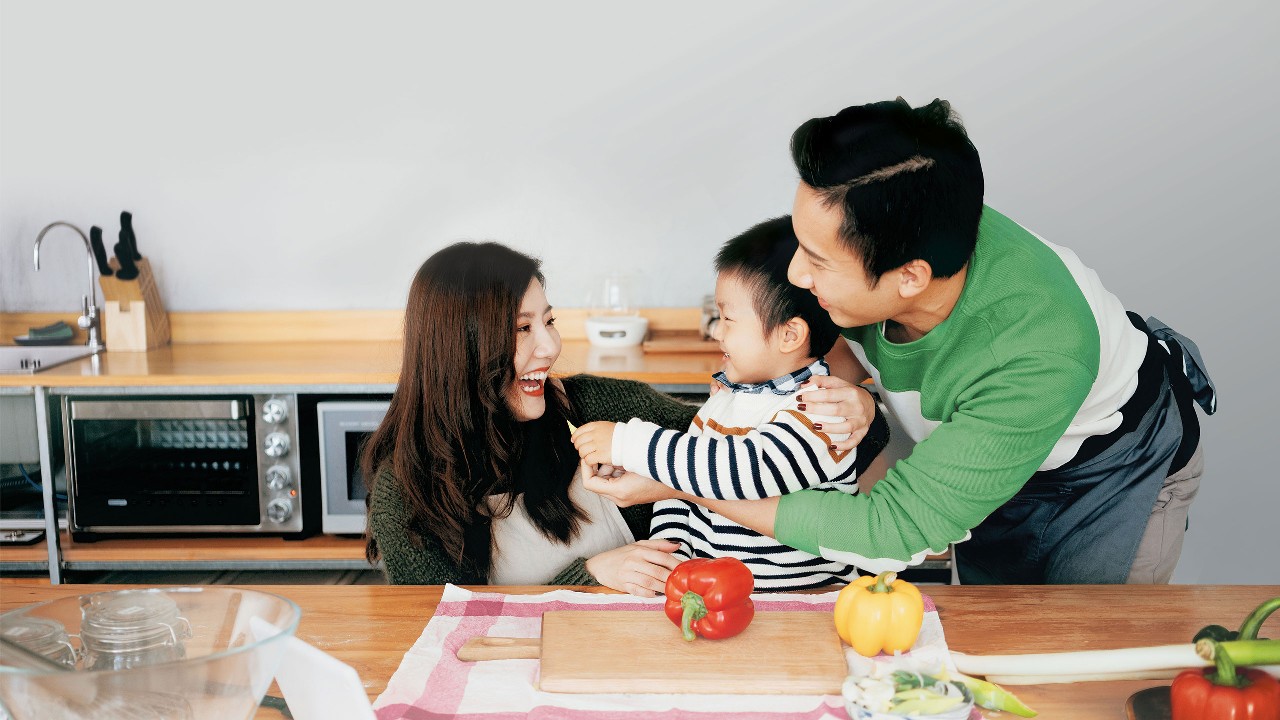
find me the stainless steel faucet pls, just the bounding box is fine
[33,221,104,350]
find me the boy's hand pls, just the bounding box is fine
[571,421,618,466]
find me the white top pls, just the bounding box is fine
[485,472,635,585]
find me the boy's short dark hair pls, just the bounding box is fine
[715,216,840,358]
[790,97,984,283]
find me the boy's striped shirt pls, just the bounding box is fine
[611,359,887,590]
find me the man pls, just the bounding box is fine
[589,98,1215,584]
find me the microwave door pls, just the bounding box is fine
[316,401,388,534]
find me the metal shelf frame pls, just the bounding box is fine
[5,381,951,585]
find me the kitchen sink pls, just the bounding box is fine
[0,345,99,374]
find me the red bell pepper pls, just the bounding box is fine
[1172,596,1280,720]
[1171,650,1280,720]
[663,557,754,642]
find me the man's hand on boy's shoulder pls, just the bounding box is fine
[797,375,878,452]
[571,420,618,467]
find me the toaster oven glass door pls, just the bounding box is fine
[67,398,262,528]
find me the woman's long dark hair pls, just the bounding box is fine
[362,241,585,578]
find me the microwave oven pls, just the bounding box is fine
[62,394,305,539]
[315,400,389,534]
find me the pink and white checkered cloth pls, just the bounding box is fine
[374,584,952,720]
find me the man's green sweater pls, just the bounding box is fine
[367,375,698,585]
[776,207,1148,572]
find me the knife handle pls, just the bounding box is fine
[113,235,140,280]
[120,210,142,260]
[89,226,114,276]
[456,636,541,662]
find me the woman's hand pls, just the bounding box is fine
[582,468,682,506]
[797,375,876,452]
[585,539,683,597]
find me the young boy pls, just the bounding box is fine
[572,217,889,590]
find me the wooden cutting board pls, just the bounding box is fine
[460,610,849,695]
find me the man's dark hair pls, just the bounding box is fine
[715,216,840,357]
[790,97,984,283]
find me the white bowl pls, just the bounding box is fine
[585,315,649,348]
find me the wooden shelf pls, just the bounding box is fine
[0,538,50,571]
[59,533,374,571]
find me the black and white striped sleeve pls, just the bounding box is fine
[648,499,693,561]
[611,413,859,500]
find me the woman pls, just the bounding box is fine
[362,241,698,596]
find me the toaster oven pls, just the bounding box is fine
[63,394,304,539]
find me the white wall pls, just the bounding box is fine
[2,1,1276,583]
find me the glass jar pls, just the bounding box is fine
[0,616,77,668]
[700,293,720,339]
[79,590,191,672]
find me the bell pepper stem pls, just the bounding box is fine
[872,572,897,593]
[1237,597,1280,641]
[680,591,708,642]
[1198,639,1242,687]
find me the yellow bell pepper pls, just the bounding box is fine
[834,571,925,657]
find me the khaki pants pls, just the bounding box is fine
[1125,443,1203,584]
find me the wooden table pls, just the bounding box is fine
[2,584,1278,719]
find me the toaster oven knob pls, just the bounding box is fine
[262,398,289,425]
[265,465,292,490]
[263,432,291,457]
[266,498,294,524]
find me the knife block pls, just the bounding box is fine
[98,258,171,351]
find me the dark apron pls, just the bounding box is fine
[956,315,1215,584]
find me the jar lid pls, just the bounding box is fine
[0,616,67,646]
[81,591,181,637]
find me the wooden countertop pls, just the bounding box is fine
[0,340,723,388]
[0,309,722,388]
[3,583,1277,718]
[0,341,403,388]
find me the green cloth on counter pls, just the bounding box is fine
[15,320,75,345]
[368,374,700,585]
[28,321,74,341]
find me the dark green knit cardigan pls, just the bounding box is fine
[367,375,700,585]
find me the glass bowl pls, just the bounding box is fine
[0,587,299,720]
